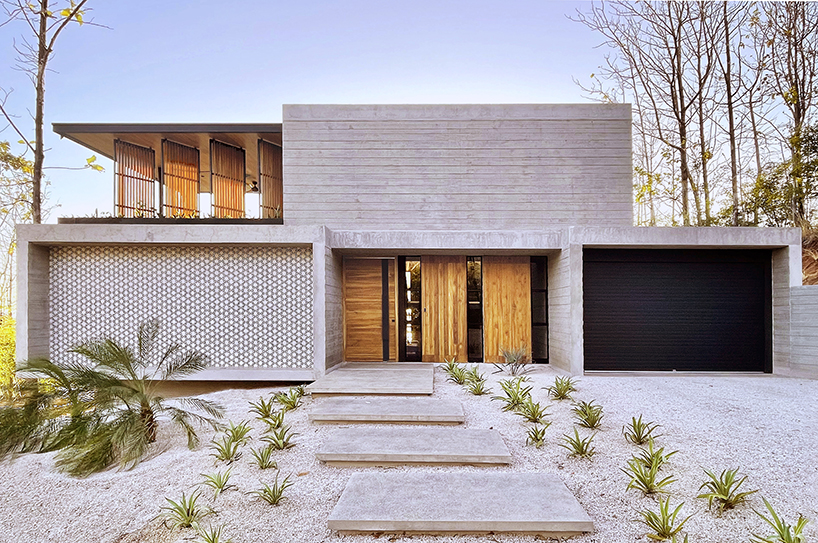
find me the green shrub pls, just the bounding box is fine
[559,428,596,459]
[262,425,297,450]
[159,490,212,530]
[196,524,233,543]
[250,445,278,469]
[750,498,808,543]
[638,497,691,542]
[199,468,236,499]
[0,316,15,399]
[623,415,662,445]
[525,423,551,448]
[636,438,677,470]
[466,378,491,395]
[545,375,577,401]
[252,472,294,506]
[572,400,604,429]
[273,388,302,412]
[491,376,532,412]
[622,457,676,495]
[514,397,550,424]
[697,467,758,514]
[249,396,276,419]
[209,435,242,463]
[224,420,252,445]
[494,345,530,375]
[260,410,286,431]
[446,364,468,385]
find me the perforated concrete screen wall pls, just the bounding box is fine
[49,245,314,369]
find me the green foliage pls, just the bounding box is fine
[464,365,483,384]
[638,497,692,541]
[252,472,294,506]
[441,357,459,376]
[0,316,16,400]
[260,410,286,431]
[262,425,297,450]
[491,376,532,412]
[525,422,551,448]
[159,490,212,530]
[750,498,808,543]
[622,457,676,495]
[224,420,251,445]
[446,364,468,385]
[0,320,224,477]
[514,397,550,424]
[494,345,531,375]
[292,384,307,398]
[545,375,577,401]
[466,378,491,395]
[572,400,604,429]
[209,435,242,463]
[196,524,233,543]
[249,396,276,419]
[250,445,278,470]
[199,468,236,500]
[636,438,678,470]
[559,428,596,459]
[697,468,758,514]
[273,388,302,412]
[623,415,662,445]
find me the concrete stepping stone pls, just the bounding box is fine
[307,363,434,396]
[309,397,464,424]
[316,427,510,466]
[328,471,594,536]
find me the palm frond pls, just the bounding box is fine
[161,350,208,381]
[136,318,161,363]
[176,397,226,420]
[69,339,139,380]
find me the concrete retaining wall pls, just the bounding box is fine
[790,286,818,374]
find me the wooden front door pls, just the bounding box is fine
[421,255,468,362]
[482,256,532,364]
[343,258,397,361]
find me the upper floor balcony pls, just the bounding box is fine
[53,123,283,223]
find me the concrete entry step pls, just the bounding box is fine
[328,472,594,536]
[316,427,511,466]
[309,397,464,425]
[307,363,434,396]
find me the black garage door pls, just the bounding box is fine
[583,249,771,372]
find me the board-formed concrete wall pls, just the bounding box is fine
[790,285,818,374]
[283,104,633,230]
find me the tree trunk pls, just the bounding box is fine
[724,1,740,226]
[32,0,49,225]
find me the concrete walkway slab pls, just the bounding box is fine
[309,397,464,424]
[328,472,594,536]
[316,427,510,466]
[307,363,434,396]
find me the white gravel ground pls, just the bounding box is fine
[1,365,816,543]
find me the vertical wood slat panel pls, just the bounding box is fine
[421,255,467,363]
[162,140,199,217]
[388,259,397,361]
[343,259,384,361]
[211,140,246,218]
[259,139,283,218]
[482,256,532,364]
[114,140,156,218]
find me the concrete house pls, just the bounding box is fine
[15,104,817,380]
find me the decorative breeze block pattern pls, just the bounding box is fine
[49,245,314,369]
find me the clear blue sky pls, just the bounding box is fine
[1,0,605,219]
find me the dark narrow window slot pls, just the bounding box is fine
[399,257,422,362]
[467,256,483,362]
[530,256,549,364]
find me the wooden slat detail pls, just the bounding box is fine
[259,139,283,219]
[162,140,199,217]
[344,259,383,361]
[482,256,532,364]
[388,259,397,361]
[421,256,467,363]
[211,140,245,218]
[114,140,156,218]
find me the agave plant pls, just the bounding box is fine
[623,415,662,445]
[199,468,237,499]
[636,438,678,470]
[572,400,604,429]
[514,397,550,424]
[158,490,213,530]
[249,396,276,419]
[252,472,294,506]
[638,497,692,542]
[525,422,551,448]
[273,388,302,412]
[559,428,596,459]
[697,467,758,514]
[446,364,468,385]
[545,375,577,400]
[493,346,531,375]
[467,378,491,396]
[622,457,676,495]
[0,320,224,477]
[491,376,532,412]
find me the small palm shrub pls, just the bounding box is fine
[0,320,224,477]
[559,428,596,459]
[209,435,242,463]
[623,415,662,445]
[252,472,294,506]
[526,423,551,448]
[159,490,212,530]
[572,400,604,429]
[273,388,302,412]
[251,445,278,469]
[638,497,692,542]
[262,425,297,450]
[249,396,276,419]
[199,468,236,499]
[749,498,808,543]
[636,438,677,470]
[494,345,530,375]
[492,376,532,412]
[697,467,758,514]
[622,457,676,495]
[515,397,550,424]
[225,420,252,445]
[545,375,577,400]
[197,524,233,543]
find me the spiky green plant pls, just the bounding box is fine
[196,524,233,543]
[260,410,286,431]
[262,425,298,450]
[572,400,604,429]
[494,345,531,375]
[559,428,596,459]
[525,422,551,448]
[292,384,307,398]
[199,468,236,499]
[224,420,251,445]
[251,445,278,469]
[749,498,808,543]
[545,375,577,400]
[441,357,459,376]
[0,320,224,477]
[209,435,242,463]
[697,468,758,514]
[467,378,491,396]
[638,497,692,541]
[447,364,468,385]
[623,415,662,445]
[636,438,677,470]
[464,365,483,383]
[514,397,550,424]
[252,472,294,506]
[273,388,302,412]
[622,457,676,495]
[158,490,212,530]
[491,376,532,412]
[249,396,276,419]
